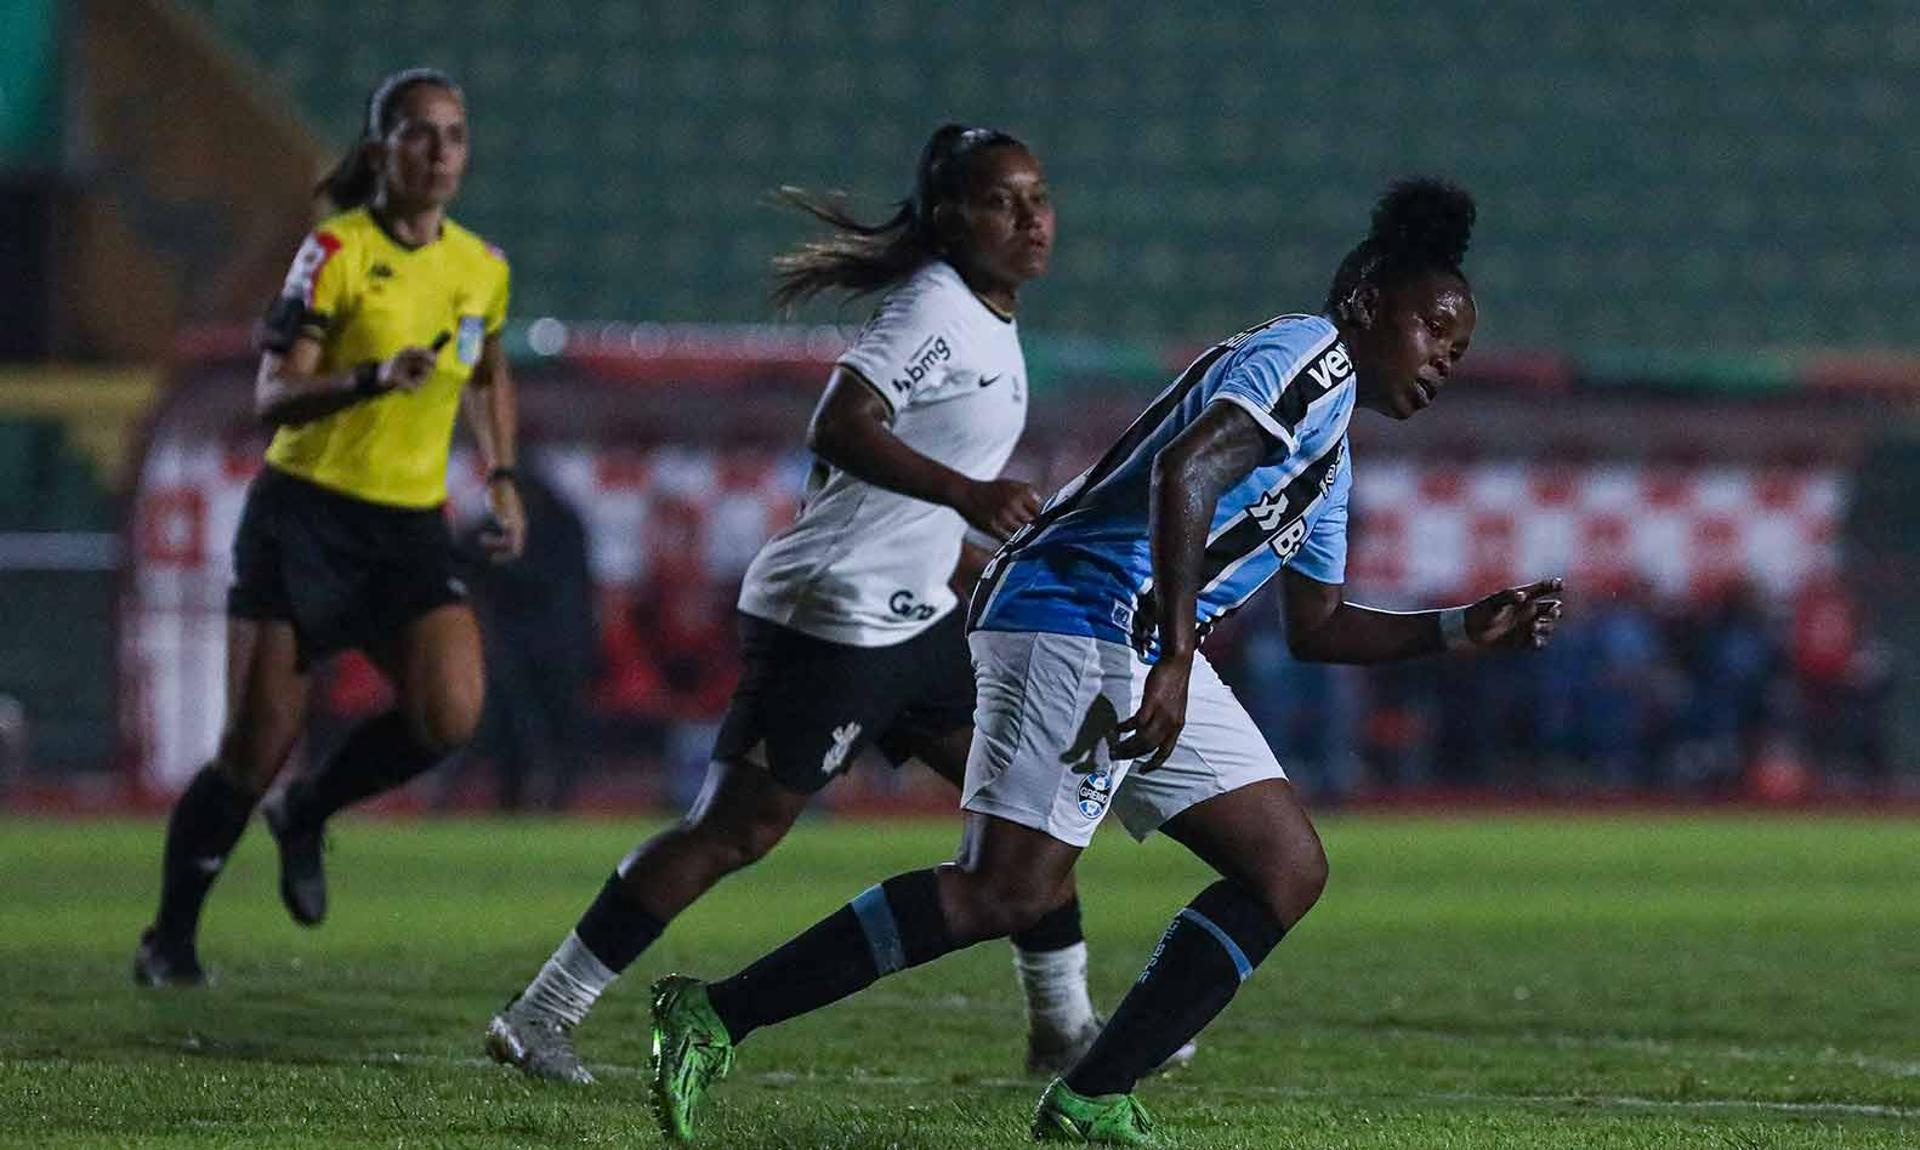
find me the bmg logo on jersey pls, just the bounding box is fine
[888,590,938,621]
[890,335,953,395]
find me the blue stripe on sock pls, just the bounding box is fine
[1177,907,1253,983]
[850,884,906,975]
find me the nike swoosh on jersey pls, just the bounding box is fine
[978,374,1002,389]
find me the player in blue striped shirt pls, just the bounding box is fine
[645,179,1567,1145]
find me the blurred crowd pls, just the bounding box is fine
[418,473,1897,809]
[1212,577,1897,801]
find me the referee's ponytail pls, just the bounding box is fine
[771,123,1025,309]
[1326,178,1476,318]
[316,68,462,211]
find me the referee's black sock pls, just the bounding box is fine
[283,709,443,828]
[707,868,959,1043]
[1065,880,1287,1098]
[152,763,258,943]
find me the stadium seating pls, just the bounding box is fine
[184,2,1916,355]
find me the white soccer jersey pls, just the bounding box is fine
[738,260,1029,647]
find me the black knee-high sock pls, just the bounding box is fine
[1010,894,1084,953]
[1066,880,1288,1097]
[152,764,258,942]
[706,868,958,1043]
[283,709,442,828]
[573,872,668,973]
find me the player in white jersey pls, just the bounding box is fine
[645,180,1570,1144]
[489,125,1160,1085]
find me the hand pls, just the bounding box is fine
[1465,577,1565,651]
[482,476,527,562]
[1110,653,1191,772]
[956,477,1041,541]
[378,346,440,393]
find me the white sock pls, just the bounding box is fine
[517,932,618,1029]
[1012,939,1097,1037]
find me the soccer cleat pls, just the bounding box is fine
[1026,1015,1197,1078]
[485,996,595,1085]
[132,928,206,988]
[260,790,327,927]
[1031,1078,1158,1145]
[649,975,734,1142]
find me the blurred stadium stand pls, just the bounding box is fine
[1,1,1915,804]
[185,1,1919,361]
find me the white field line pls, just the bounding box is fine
[853,993,1920,1079]
[392,1052,1915,1120]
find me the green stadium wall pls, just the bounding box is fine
[186,2,1916,365]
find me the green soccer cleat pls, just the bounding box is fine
[649,975,734,1142]
[1031,1078,1158,1145]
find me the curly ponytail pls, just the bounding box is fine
[1326,177,1476,315]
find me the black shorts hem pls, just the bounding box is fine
[712,610,976,794]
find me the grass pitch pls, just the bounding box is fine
[1,813,1914,1148]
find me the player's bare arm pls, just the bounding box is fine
[1282,570,1566,663]
[809,365,1039,539]
[1113,401,1271,770]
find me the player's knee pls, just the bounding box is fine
[683,810,789,874]
[1246,839,1329,927]
[728,815,789,869]
[409,692,481,757]
[950,870,1063,940]
[1295,842,1330,915]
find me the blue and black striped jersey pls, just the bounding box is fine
[970,313,1355,656]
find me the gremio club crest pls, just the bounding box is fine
[1077,768,1114,820]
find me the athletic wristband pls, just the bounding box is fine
[1438,606,1474,653]
[487,466,518,485]
[352,361,388,397]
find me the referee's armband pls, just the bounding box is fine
[255,295,331,354]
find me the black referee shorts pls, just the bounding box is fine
[712,609,977,794]
[227,466,468,669]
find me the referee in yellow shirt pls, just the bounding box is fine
[136,68,525,985]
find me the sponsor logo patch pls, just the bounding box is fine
[888,589,938,621]
[456,315,485,366]
[889,335,953,395]
[1304,345,1353,392]
[822,720,862,775]
[281,231,341,305]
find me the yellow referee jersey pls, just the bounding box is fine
[262,207,510,509]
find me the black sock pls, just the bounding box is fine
[284,709,443,828]
[573,872,668,973]
[1065,880,1288,1097]
[152,764,258,943]
[1010,894,1084,953]
[707,868,957,1043]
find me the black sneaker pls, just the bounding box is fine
[261,790,328,927]
[133,928,205,988]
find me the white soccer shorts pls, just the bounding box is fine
[961,628,1287,848]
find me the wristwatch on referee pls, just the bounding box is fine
[487,466,518,486]
[351,361,389,397]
